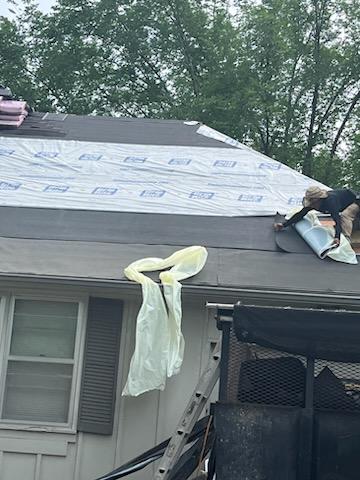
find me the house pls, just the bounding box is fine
[0,111,359,480]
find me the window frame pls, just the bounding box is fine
[0,294,87,433]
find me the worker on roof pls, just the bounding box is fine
[274,186,360,246]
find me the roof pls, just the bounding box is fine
[0,112,232,148]
[0,112,357,298]
[0,207,276,250]
[0,114,325,216]
[0,205,358,297]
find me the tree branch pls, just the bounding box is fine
[313,76,355,140]
[324,88,360,182]
[167,0,201,97]
[303,0,324,176]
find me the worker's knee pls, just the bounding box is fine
[341,203,360,238]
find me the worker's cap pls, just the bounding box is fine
[303,186,328,207]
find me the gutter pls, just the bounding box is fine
[0,273,360,307]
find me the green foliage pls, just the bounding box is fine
[0,0,359,187]
[342,131,360,191]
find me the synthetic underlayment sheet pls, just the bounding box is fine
[275,212,357,264]
[0,136,326,215]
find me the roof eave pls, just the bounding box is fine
[0,273,360,308]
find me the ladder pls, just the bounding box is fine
[154,338,221,480]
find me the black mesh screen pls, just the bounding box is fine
[222,325,360,413]
[314,360,360,412]
[238,355,306,407]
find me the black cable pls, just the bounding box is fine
[94,415,211,480]
[98,429,215,480]
[169,429,215,480]
[96,454,163,480]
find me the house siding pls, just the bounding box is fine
[0,287,219,480]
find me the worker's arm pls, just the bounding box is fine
[282,207,311,228]
[326,197,342,241]
[332,212,342,240]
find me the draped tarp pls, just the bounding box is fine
[123,246,208,396]
[233,303,360,362]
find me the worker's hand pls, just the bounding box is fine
[331,238,340,248]
[273,222,284,231]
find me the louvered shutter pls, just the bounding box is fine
[78,297,123,434]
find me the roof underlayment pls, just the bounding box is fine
[0,116,326,216]
[0,113,358,296]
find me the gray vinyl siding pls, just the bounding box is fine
[0,287,219,480]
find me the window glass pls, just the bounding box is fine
[1,299,79,424]
[10,300,78,358]
[3,361,73,423]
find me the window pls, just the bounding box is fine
[0,297,84,429]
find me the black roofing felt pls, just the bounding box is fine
[0,238,358,295]
[0,207,277,251]
[0,205,358,296]
[0,112,66,138]
[0,112,233,148]
[274,213,313,254]
[217,249,360,295]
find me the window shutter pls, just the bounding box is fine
[78,297,123,435]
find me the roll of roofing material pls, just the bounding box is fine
[294,215,335,259]
[293,212,357,264]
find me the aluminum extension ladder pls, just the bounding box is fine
[153,337,221,480]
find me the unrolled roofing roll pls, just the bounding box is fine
[292,212,357,264]
[294,216,335,259]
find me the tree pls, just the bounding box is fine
[1,0,359,188]
[0,16,39,105]
[238,0,360,180]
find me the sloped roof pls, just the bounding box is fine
[0,113,357,297]
[0,112,232,147]
[0,236,357,296]
[0,205,357,297]
[0,207,277,250]
[0,114,326,216]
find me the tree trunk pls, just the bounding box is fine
[283,54,302,160]
[324,89,360,183]
[303,0,325,177]
[168,0,201,97]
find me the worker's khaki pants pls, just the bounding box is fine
[341,203,360,239]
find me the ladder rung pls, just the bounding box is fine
[154,337,221,480]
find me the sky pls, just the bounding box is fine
[0,0,237,19]
[0,0,56,17]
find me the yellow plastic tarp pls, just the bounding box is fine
[122,246,208,397]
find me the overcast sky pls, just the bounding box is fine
[0,0,56,17]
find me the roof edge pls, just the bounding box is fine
[0,273,360,307]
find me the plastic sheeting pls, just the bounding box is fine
[0,136,326,216]
[291,210,358,264]
[197,124,261,152]
[122,246,208,397]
